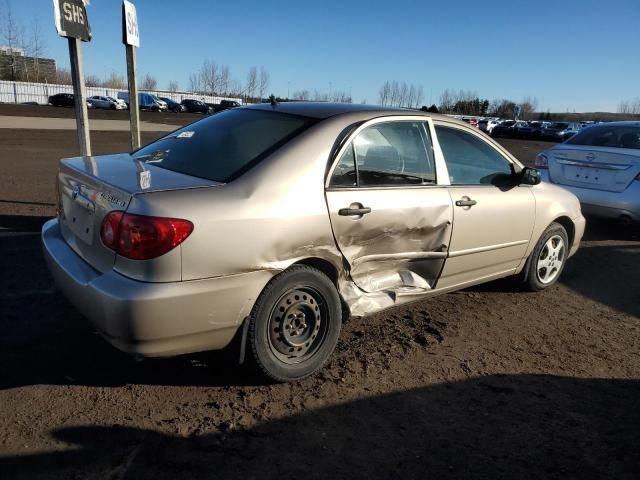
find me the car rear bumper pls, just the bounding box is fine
[42,219,276,357]
[541,171,640,223]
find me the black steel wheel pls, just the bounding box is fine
[248,265,342,382]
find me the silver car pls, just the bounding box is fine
[42,103,585,382]
[88,95,128,110]
[537,121,640,225]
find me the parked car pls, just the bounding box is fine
[479,119,500,135]
[528,121,551,139]
[461,117,479,128]
[210,99,241,113]
[42,103,584,382]
[542,122,581,142]
[491,120,517,137]
[514,121,535,138]
[181,99,211,114]
[88,96,127,110]
[536,121,640,226]
[49,93,93,109]
[160,97,186,113]
[117,92,168,112]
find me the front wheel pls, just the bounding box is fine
[248,265,342,382]
[522,222,569,291]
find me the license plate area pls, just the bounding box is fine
[61,186,96,245]
[564,165,612,185]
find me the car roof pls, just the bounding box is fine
[241,101,458,123]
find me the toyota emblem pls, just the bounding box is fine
[585,153,596,161]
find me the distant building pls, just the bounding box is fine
[0,46,57,83]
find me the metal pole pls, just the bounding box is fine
[68,37,91,156]
[126,44,140,150]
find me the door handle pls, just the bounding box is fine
[455,197,477,207]
[338,206,372,216]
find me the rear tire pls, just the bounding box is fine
[248,265,342,382]
[522,222,569,291]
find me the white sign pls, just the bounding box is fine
[123,0,140,47]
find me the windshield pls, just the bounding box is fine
[132,109,316,182]
[502,121,515,127]
[566,125,640,149]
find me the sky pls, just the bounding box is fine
[5,0,640,112]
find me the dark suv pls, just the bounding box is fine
[180,99,211,114]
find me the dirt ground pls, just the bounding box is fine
[0,115,638,479]
[0,103,203,126]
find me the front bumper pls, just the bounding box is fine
[42,219,275,357]
[541,171,640,223]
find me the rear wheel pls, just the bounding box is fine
[522,222,569,291]
[248,265,342,382]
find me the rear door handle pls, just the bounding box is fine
[455,197,477,207]
[338,206,372,216]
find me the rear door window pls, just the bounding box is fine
[330,121,436,187]
[133,109,316,182]
[435,125,513,185]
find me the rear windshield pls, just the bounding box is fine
[132,109,315,182]
[566,125,640,149]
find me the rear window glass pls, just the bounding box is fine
[566,125,640,149]
[133,109,315,182]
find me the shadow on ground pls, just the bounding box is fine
[1,374,638,480]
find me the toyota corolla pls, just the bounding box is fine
[42,102,585,382]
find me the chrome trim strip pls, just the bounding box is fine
[448,239,528,258]
[556,159,630,170]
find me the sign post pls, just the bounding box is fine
[53,0,92,156]
[122,0,140,150]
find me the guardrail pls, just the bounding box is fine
[0,79,243,106]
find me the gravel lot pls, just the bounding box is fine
[0,108,638,479]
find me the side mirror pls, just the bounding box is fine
[519,167,541,186]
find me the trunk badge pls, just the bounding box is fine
[586,153,596,161]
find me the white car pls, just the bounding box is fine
[88,96,128,110]
[479,119,501,135]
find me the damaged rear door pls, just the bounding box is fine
[325,117,453,294]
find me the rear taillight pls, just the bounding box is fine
[100,212,193,260]
[534,153,548,169]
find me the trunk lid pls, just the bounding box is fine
[57,153,221,273]
[548,145,640,192]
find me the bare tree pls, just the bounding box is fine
[103,71,126,89]
[219,65,230,94]
[292,89,310,100]
[188,72,202,93]
[85,74,101,87]
[26,18,46,81]
[439,89,453,112]
[378,81,391,106]
[245,66,258,100]
[1,0,25,80]
[520,96,539,120]
[140,74,158,91]
[56,67,72,85]
[258,66,270,99]
[167,80,179,92]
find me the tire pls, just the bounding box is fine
[248,265,342,382]
[522,222,569,291]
